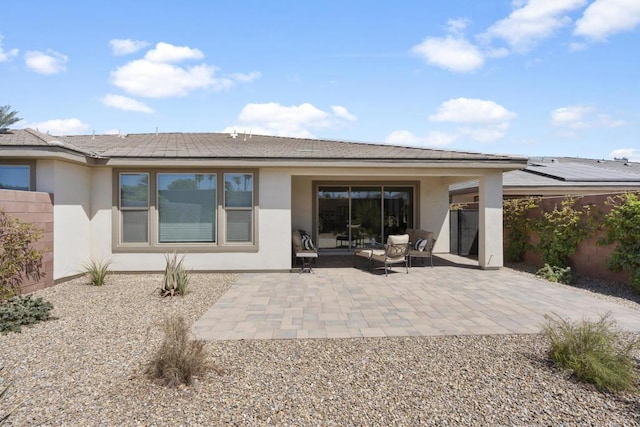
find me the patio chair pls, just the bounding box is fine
[292,230,318,273]
[406,229,436,268]
[354,234,409,276]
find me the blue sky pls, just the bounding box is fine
[1,0,639,160]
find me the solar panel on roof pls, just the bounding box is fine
[527,163,640,182]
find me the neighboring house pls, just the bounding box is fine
[450,156,640,203]
[0,128,527,281]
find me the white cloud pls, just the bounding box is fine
[384,130,458,147]
[110,42,259,98]
[482,0,588,52]
[109,39,149,55]
[609,148,640,162]
[458,123,511,142]
[0,34,18,62]
[144,42,204,63]
[411,35,484,72]
[551,104,625,130]
[28,118,89,135]
[224,102,356,138]
[24,50,68,74]
[230,71,261,83]
[331,105,357,121]
[574,0,640,40]
[101,94,154,113]
[429,98,516,123]
[568,41,589,51]
[421,98,516,143]
[111,60,227,98]
[445,18,471,36]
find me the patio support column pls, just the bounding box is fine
[478,172,503,270]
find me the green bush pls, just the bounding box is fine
[161,253,189,297]
[503,197,538,262]
[82,259,112,286]
[144,316,208,387]
[598,192,640,292]
[536,263,573,284]
[533,196,596,269]
[0,209,45,301]
[0,294,54,334]
[543,313,639,393]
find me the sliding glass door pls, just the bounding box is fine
[316,185,414,250]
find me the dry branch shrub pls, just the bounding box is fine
[145,316,208,387]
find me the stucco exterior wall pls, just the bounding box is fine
[0,189,54,293]
[36,160,92,279]
[104,168,293,272]
[478,173,504,269]
[26,160,508,277]
[90,167,113,261]
[420,177,450,253]
[291,176,313,233]
[290,174,451,253]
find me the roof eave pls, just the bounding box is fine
[102,156,528,169]
[0,146,101,165]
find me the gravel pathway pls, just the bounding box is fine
[1,272,638,426]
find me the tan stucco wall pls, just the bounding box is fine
[419,177,450,253]
[31,160,508,277]
[36,160,92,279]
[90,167,113,261]
[98,168,293,272]
[478,173,504,269]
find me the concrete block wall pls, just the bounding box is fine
[0,189,54,294]
[517,193,631,284]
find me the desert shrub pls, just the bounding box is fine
[0,209,44,301]
[533,196,596,269]
[145,316,207,387]
[82,259,112,286]
[598,192,640,292]
[161,252,189,297]
[503,197,538,262]
[543,313,639,393]
[536,263,573,284]
[0,294,53,334]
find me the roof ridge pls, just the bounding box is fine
[23,128,54,143]
[23,128,104,159]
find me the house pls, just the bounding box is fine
[0,128,527,281]
[450,157,640,203]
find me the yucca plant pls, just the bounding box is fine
[543,313,640,392]
[82,259,112,286]
[162,252,189,297]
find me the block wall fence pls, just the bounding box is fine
[512,193,630,284]
[0,189,54,294]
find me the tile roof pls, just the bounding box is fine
[0,129,526,163]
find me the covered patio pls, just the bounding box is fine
[192,254,640,340]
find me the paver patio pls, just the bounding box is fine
[192,254,640,340]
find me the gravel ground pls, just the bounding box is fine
[1,272,639,426]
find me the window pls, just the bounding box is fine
[114,169,256,251]
[158,173,216,243]
[224,173,253,242]
[120,173,149,243]
[0,165,30,191]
